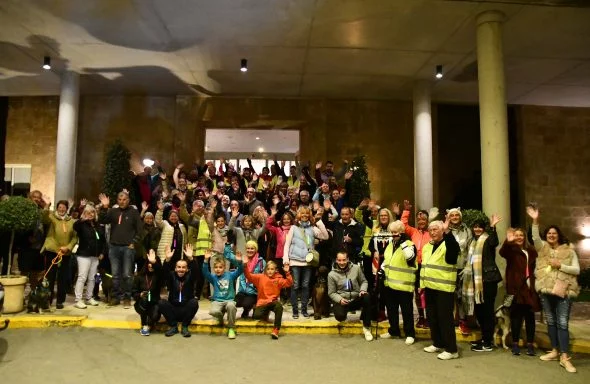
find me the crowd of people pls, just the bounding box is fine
[0,157,581,372]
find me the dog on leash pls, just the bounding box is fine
[27,277,51,313]
[312,266,330,320]
[99,270,113,303]
[493,305,511,349]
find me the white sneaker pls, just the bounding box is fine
[86,298,100,306]
[362,327,374,341]
[405,337,415,345]
[74,300,87,309]
[380,332,393,339]
[437,351,459,360]
[424,345,442,353]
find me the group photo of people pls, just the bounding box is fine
[1,155,581,373]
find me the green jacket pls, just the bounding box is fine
[41,212,77,254]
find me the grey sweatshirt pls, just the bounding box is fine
[327,261,368,304]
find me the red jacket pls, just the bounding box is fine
[401,210,430,264]
[499,241,540,311]
[244,267,293,307]
[265,216,291,259]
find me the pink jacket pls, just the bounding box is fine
[401,210,430,264]
[265,216,291,259]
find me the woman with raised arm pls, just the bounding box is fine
[527,206,580,373]
[499,225,540,357]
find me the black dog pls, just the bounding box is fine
[312,266,330,320]
[100,271,113,303]
[27,277,51,313]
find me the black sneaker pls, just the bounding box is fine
[472,344,494,352]
[108,298,120,307]
[470,339,483,347]
[165,326,179,337]
[181,326,191,338]
[56,303,64,309]
[302,311,310,318]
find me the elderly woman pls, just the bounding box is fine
[156,201,187,264]
[368,207,395,321]
[500,225,540,357]
[527,207,580,373]
[379,220,417,345]
[284,206,329,318]
[73,204,105,309]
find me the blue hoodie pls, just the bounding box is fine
[202,258,243,302]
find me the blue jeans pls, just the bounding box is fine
[109,245,135,300]
[541,293,572,353]
[290,266,312,314]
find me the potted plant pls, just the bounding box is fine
[0,196,39,313]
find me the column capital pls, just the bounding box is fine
[476,10,505,26]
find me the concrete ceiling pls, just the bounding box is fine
[205,129,300,154]
[0,0,589,107]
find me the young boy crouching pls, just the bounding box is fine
[203,249,243,339]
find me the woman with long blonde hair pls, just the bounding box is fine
[73,204,106,309]
[283,206,329,318]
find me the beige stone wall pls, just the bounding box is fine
[5,97,58,200]
[517,105,590,267]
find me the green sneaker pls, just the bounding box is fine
[228,328,236,339]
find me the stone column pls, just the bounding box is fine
[477,10,510,235]
[54,71,79,202]
[413,80,433,210]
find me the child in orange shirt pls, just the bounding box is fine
[243,257,293,339]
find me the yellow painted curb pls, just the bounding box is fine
[7,315,86,329]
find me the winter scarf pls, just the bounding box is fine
[462,233,488,316]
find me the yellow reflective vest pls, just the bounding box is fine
[420,241,457,293]
[195,219,212,256]
[382,240,417,292]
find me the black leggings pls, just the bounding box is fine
[253,301,284,329]
[134,301,161,326]
[236,292,257,316]
[510,303,535,344]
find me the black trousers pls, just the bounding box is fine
[236,292,257,316]
[332,294,372,328]
[510,303,535,343]
[44,251,71,305]
[474,282,498,345]
[425,288,457,353]
[134,301,161,326]
[383,287,415,338]
[253,301,284,329]
[159,299,199,327]
[194,257,205,299]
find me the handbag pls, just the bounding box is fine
[300,227,320,267]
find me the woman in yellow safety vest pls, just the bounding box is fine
[379,220,417,345]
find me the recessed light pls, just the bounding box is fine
[258,147,264,152]
[255,137,260,140]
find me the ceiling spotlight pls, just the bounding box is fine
[240,58,248,72]
[43,56,51,70]
[435,65,443,79]
[142,158,155,167]
[255,137,260,140]
[258,147,264,152]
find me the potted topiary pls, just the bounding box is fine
[0,196,39,313]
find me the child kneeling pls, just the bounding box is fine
[203,249,243,339]
[243,257,293,339]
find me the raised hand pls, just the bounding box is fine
[403,199,412,211]
[98,193,109,207]
[231,206,240,218]
[270,206,278,217]
[506,228,515,242]
[141,201,149,212]
[323,199,332,210]
[490,214,502,227]
[526,205,539,221]
[204,249,212,261]
[159,171,167,180]
[358,198,369,209]
[67,198,75,210]
[391,202,400,216]
[183,244,194,259]
[235,251,243,262]
[315,161,322,170]
[147,249,157,264]
[280,160,286,168]
[344,170,353,180]
[157,200,164,211]
[283,263,290,273]
[177,191,186,202]
[122,188,129,195]
[209,198,217,209]
[443,215,451,233]
[313,200,321,212]
[176,162,185,169]
[165,245,174,261]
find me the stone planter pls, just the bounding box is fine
[0,275,28,313]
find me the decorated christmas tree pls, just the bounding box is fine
[349,154,371,208]
[102,140,132,201]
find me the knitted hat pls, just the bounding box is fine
[447,207,462,218]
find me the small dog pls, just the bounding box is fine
[27,278,51,313]
[493,305,511,349]
[100,271,113,303]
[312,266,330,320]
